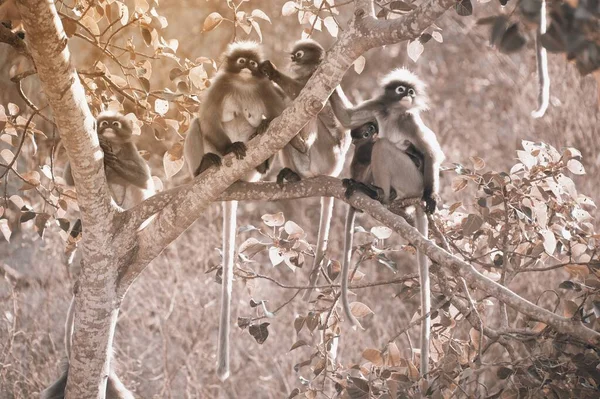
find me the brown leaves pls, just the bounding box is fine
[202,12,223,32]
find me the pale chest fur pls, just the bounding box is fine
[221,80,267,141]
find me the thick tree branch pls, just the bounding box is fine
[129,177,600,346]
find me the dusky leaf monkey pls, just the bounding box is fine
[332,70,445,376]
[329,68,443,215]
[259,39,351,302]
[44,112,153,399]
[183,41,286,381]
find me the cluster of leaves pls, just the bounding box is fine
[201,0,272,42]
[0,0,278,241]
[226,142,599,398]
[479,0,600,75]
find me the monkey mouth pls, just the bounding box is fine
[239,68,253,77]
[400,97,413,106]
[101,130,117,139]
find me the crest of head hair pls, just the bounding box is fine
[293,39,324,53]
[381,68,429,110]
[226,40,263,58]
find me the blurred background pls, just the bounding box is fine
[0,0,598,397]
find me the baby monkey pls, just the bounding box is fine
[342,119,435,375]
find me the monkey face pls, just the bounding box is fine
[97,115,133,144]
[350,121,378,143]
[290,41,324,66]
[384,81,417,108]
[225,50,263,77]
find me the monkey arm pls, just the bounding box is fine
[104,145,150,189]
[329,88,381,129]
[260,61,306,100]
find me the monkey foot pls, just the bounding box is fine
[252,120,271,138]
[423,194,437,214]
[276,168,301,187]
[225,142,247,160]
[256,155,274,174]
[195,153,222,176]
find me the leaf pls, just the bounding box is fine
[284,220,305,239]
[35,213,50,237]
[323,16,338,37]
[451,177,468,192]
[363,348,384,366]
[162,143,184,179]
[262,212,285,227]
[248,322,270,344]
[390,1,416,11]
[407,360,419,381]
[567,159,585,175]
[454,0,473,16]
[154,99,169,116]
[141,27,152,46]
[419,33,432,44]
[353,55,366,75]
[387,342,401,366]
[470,156,485,170]
[0,149,15,164]
[268,247,285,267]
[517,150,536,169]
[350,302,374,318]
[371,226,392,240]
[189,65,208,88]
[7,103,19,116]
[539,228,556,255]
[407,40,424,62]
[0,219,10,242]
[238,237,266,257]
[61,17,77,38]
[80,15,100,35]
[251,9,270,22]
[290,339,308,351]
[432,31,443,43]
[294,315,305,333]
[250,19,262,42]
[497,366,512,379]
[462,214,483,236]
[134,0,149,13]
[118,3,129,25]
[282,1,298,16]
[169,67,183,81]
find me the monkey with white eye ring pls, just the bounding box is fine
[183,41,286,382]
[259,39,351,302]
[341,114,439,376]
[49,112,152,399]
[329,68,444,215]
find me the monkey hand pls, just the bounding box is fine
[195,153,222,176]
[251,119,271,139]
[276,167,301,187]
[225,141,247,160]
[259,60,276,79]
[423,193,438,214]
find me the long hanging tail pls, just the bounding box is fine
[217,200,237,381]
[531,0,549,119]
[65,295,75,359]
[341,206,361,328]
[303,196,335,301]
[415,206,430,376]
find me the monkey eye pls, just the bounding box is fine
[395,85,406,94]
[367,124,376,134]
[112,121,122,129]
[237,57,247,64]
[408,88,415,96]
[248,60,258,68]
[295,50,304,59]
[99,120,109,127]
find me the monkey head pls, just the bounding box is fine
[96,112,133,144]
[223,41,264,78]
[350,121,378,143]
[380,68,429,112]
[290,39,324,65]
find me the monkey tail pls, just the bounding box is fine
[217,200,237,381]
[303,196,335,301]
[415,206,431,376]
[342,206,362,329]
[531,0,549,119]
